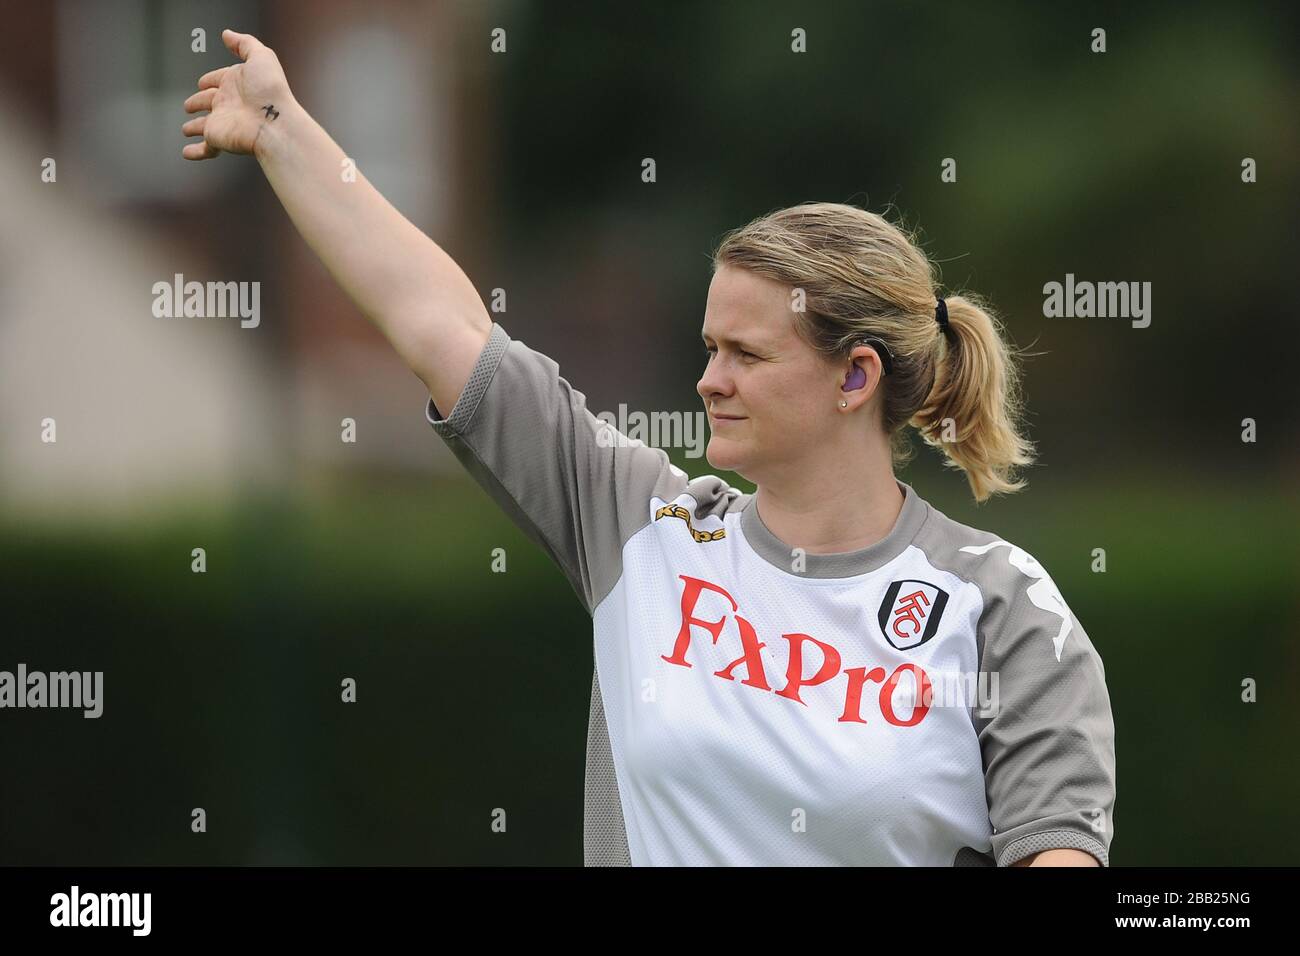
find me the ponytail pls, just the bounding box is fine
[910,292,1035,502]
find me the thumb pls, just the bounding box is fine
[222,28,260,61]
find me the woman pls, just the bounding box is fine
[183,30,1116,867]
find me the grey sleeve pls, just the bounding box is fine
[425,322,690,615]
[974,546,1117,866]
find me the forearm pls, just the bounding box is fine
[252,97,490,387]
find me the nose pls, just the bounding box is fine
[696,353,734,404]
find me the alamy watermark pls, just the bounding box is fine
[593,403,707,458]
[916,668,1001,717]
[50,885,150,936]
[151,272,260,328]
[1043,273,1151,328]
[0,664,103,718]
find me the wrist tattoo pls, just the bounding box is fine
[261,104,280,120]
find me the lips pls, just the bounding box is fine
[710,413,746,421]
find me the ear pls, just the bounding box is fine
[837,347,887,413]
[846,343,888,390]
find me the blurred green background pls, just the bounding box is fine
[1,0,1297,865]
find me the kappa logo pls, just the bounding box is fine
[958,540,1072,661]
[654,503,726,542]
[877,579,950,651]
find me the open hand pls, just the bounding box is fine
[181,29,294,160]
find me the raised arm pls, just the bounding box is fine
[181,28,490,413]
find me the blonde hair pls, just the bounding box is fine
[712,200,1035,503]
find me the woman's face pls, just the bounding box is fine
[697,265,847,483]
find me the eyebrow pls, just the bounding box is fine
[700,330,770,351]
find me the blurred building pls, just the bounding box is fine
[0,0,497,519]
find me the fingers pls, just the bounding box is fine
[184,87,217,114]
[181,140,220,161]
[222,28,262,61]
[180,112,216,160]
[197,65,231,90]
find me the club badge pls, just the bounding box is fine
[877,579,949,651]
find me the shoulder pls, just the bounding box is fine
[909,494,1080,663]
[910,496,1047,592]
[646,472,748,537]
[686,475,749,520]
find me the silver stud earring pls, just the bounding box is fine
[839,400,848,408]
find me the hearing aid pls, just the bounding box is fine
[841,363,867,391]
[845,338,894,382]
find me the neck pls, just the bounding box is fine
[752,443,905,555]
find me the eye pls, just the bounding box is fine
[702,345,759,362]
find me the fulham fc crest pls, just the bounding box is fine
[877,579,950,651]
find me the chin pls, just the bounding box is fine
[705,437,747,474]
